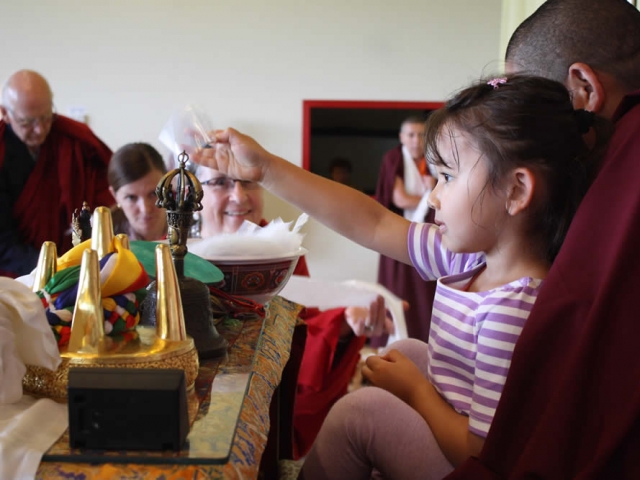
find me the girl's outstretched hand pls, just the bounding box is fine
[190,128,273,183]
[362,349,429,407]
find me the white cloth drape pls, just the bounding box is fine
[0,278,67,480]
[401,146,431,222]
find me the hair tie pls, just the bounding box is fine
[573,109,595,134]
[487,77,508,89]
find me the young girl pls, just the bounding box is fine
[192,75,609,479]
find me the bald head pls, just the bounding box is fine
[506,0,640,91]
[1,70,55,151]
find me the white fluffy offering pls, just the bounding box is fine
[188,214,309,260]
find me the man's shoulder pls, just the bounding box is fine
[382,144,403,162]
[49,115,112,161]
[51,115,100,142]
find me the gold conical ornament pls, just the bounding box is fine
[115,233,131,250]
[32,241,57,292]
[67,249,106,354]
[22,207,200,400]
[156,243,187,341]
[91,206,116,259]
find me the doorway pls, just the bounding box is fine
[302,100,443,195]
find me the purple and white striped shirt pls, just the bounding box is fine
[408,222,542,437]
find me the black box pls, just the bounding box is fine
[68,367,189,451]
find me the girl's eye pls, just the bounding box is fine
[441,173,452,183]
[125,195,137,202]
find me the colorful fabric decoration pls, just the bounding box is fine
[38,237,150,346]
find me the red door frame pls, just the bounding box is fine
[302,100,444,171]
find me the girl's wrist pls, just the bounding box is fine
[409,376,433,410]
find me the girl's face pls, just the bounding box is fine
[197,165,264,237]
[110,169,167,241]
[428,126,507,254]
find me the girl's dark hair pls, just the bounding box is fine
[108,142,167,192]
[424,74,611,263]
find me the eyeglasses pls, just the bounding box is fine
[200,176,260,191]
[6,106,56,129]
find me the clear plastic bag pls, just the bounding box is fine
[158,104,214,163]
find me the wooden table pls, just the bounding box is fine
[35,296,304,480]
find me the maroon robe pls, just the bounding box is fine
[375,144,437,344]
[447,93,640,479]
[0,115,113,275]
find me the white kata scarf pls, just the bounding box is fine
[402,146,432,222]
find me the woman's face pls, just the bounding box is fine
[197,165,264,237]
[110,169,167,241]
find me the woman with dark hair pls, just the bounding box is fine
[107,142,167,240]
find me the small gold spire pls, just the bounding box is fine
[32,241,57,292]
[155,243,187,341]
[115,233,130,250]
[68,249,106,353]
[91,206,115,259]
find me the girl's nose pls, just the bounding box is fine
[427,186,440,210]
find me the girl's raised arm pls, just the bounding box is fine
[193,128,413,264]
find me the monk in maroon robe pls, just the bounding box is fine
[375,116,437,344]
[447,1,640,478]
[0,70,113,277]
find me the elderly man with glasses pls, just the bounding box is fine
[0,69,114,277]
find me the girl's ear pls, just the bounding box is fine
[505,168,535,216]
[566,63,605,113]
[108,186,116,201]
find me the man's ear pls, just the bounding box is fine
[0,105,9,123]
[505,168,535,216]
[565,63,605,113]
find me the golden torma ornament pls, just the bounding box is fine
[23,207,199,400]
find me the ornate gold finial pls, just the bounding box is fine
[155,151,203,274]
[68,249,106,354]
[155,243,187,341]
[144,150,227,359]
[115,233,130,250]
[32,241,57,292]
[91,206,115,258]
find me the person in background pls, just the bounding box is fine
[107,142,167,241]
[374,115,437,344]
[328,157,353,187]
[448,1,640,478]
[190,73,609,479]
[0,70,113,277]
[192,163,391,459]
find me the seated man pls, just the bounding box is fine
[0,70,114,277]
[448,0,640,478]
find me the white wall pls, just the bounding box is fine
[1,0,502,281]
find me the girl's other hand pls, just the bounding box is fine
[190,128,272,183]
[362,349,429,406]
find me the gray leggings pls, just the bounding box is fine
[300,338,454,480]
